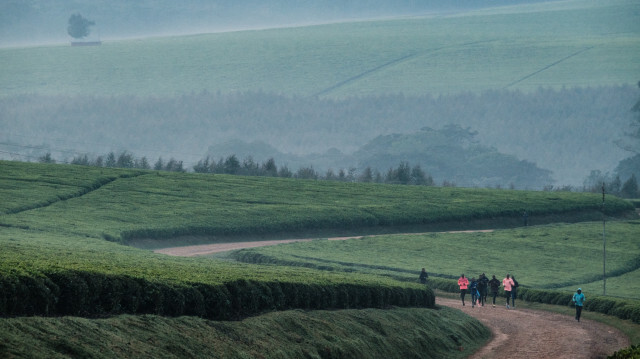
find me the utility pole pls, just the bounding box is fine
[602,182,606,296]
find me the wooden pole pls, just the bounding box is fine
[602,182,606,296]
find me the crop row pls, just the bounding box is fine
[229,221,640,294]
[0,269,434,319]
[0,225,435,319]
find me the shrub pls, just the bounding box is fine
[608,344,640,359]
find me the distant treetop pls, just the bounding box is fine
[67,13,95,39]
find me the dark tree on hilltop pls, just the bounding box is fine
[67,13,95,39]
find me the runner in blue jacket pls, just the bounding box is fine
[469,278,481,308]
[572,288,585,322]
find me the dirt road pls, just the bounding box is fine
[154,236,630,358]
[437,297,628,358]
[154,230,493,257]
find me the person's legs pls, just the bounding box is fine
[491,292,497,306]
[576,305,582,321]
[511,292,516,308]
[505,291,511,308]
[460,289,466,306]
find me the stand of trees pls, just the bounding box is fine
[35,149,637,195]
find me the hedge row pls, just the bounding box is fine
[0,270,435,319]
[427,278,640,323]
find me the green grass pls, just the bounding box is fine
[1,161,631,244]
[0,160,637,356]
[0,0,638,98]
[230,221,640,300]
[0,307,488,359]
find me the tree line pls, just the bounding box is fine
[36,150,639,197]
[41,151,434,186]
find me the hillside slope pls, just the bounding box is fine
[1,0,558,46]
[1,0,638,187]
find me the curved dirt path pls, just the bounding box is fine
[154,230,493,257]
[154,234,630,358]
[437,297,628,359]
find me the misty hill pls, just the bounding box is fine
[2,0,637,97]
[1,0,555,46]
[354,126,554,188]
[1,0,638,189]
[1,86,635,188]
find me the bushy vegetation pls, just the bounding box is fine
[0,307,489,359]
[0,158,636,357]
[609,344,640,359]
[0,223,435,319]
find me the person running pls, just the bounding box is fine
[488,275,500,307]
[419,268,428,284]
[469,277,480,308]
[511,275,520,308]
[572,288,586,322]
[478,273,489,307]
[502,274,515,309]
[458,274,469,306]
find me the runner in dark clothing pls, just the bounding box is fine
[511,275,520,308]
[419,268,428,284]
[488,275,500,307]
[478,273,489,307]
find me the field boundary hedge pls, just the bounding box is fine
[426,278,640,324]
[127,208,637,247]
[0,270,435,319]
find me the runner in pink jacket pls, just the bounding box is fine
[502,274,515,309]
[458,274,469,306]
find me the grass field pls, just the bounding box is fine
[0,307,488,359]
[0,160,638,356]
[0,0,637,98]
[229,221,640,300]
[1,160,630,244]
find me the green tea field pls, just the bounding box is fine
[230,221,640,300]
[1,160,639,357]
[1,0,638,98]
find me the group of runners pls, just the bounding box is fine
[457,273,519,308]
[419,269,519,308]
[419,268,586,321]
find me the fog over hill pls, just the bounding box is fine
[1,0,637,190]
[1,0,557,46]
[1,86,636,189]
